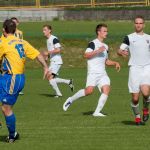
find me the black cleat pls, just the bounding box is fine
[0,122,2,128]
[6,132,20,143]
[69,79,74,92]
[143,109,149,122]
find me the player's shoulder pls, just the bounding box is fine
[87,39,96,50]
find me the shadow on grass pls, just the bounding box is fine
[82,111,94,116]
[0,135,6,142]
[39,93,56,98]
[121,120,136,126]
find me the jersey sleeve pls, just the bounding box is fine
[53,38,61,49]
[120,35,130,50]
[23,40,40,60]
[85,42,95,53]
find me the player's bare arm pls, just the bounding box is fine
[84,46,105,59]
[105,59,121,72]
[36,54,50,79]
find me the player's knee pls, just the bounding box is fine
[2,105,13,116]
[85,87,94,95]
[101,85,110,95]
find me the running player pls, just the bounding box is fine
[42,25,74,97]
[118,16,150,125]
[0,19,49,143]
[63,24,120,117]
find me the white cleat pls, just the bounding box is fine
[63,97,72,111]
[54,94,62,98]
[93,112,106,117]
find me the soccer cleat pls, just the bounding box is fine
[93,112,106,117]
[19,91,24,95]
[69,79,74,92]
[6,132,20,143]
[0,122,2,128]
[143,108,149,122]
[63,97,72,111]
[135,117,145,126]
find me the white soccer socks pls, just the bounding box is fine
[49,79,62,96]
[93,93,108,115]
[55,78,70,84]
[131,102,140,118]
[70,89,85,103]
[63,89,85,111]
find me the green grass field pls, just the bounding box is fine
[0,21,150,149]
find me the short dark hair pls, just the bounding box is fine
[134,15,145,23]
[96,23,107,35]
[43,25,52,30]
[3,19,16,34]
[11,17,19,23]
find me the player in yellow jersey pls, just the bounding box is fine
[1,17,23,40]
[0,19,49,143]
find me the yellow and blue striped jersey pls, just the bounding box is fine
[0,35,40,74]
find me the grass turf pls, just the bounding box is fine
[0,20,150,149]
[0,68,149,149]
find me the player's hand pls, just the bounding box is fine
[121,50,129,57]
[115,62,121,72]
[97,46,106,53]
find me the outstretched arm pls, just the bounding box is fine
[36,54,50,79]
[106,59,121,72]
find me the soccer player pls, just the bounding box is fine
[42,25,74,97]
[0,19,49,143]
[1,17,24,95]
[118,16,150,125]
[63,24,120,117]
[1,17,23,40]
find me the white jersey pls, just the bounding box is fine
[85,38,108,74]
[120,32,150,66]
[47,35,63,64]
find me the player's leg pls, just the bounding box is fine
[141,85,150,122]
[1,104,19,143]
[1,74,25,142]
[49,75,62,97]
[63,73,96,111]
[128,66,144,125]
[140,65,150,122]
[63,86,94,111]
[48,64,62,97]
[93,75,110,117]
[130,93,144,125]
[54,65,74,92]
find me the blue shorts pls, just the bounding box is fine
[0,74,25,105]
